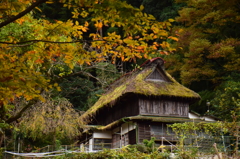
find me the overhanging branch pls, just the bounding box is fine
[6,98,39,124]
[0,39,105,47]
[0,0,48,28]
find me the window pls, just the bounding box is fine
[93,139,112,150]
[146,68,170,82]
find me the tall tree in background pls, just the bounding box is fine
[125,0,183,21]
[165,0,240,87]
[0,0,176,146]
[161,0,240,114]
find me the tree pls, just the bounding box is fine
[59,62,120,110]
[0,0,176,146]
[210,81,240,156]
[164,0,240,88]
[125,0,184,21]
[211,81,240,121]
[17,95,84,147]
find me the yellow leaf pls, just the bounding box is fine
[35,7,42,12]
[16,18,25,24]
[39,96,46,102]
[84,21,89,27]
[94,21,103,30]
[143,54,148,59]
[158,145,166,149]
[168,36,178,41]
[57,86,61,91]
[153,45,158,50]
[168,19,175,22]
[82,27,87,32]
[46,1,54,4]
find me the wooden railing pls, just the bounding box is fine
[93,143,112,150]
[151,133,178,142]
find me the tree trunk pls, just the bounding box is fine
[234,126,239,157]
[52,130,56,151]
[0,133,3,147]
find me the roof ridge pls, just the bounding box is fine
[108,57,165,89]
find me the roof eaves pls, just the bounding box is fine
[95,115,216,131]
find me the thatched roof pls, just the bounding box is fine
[81,57,200,120]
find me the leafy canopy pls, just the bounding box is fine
[165,0,240,86]
[0,0,176,126]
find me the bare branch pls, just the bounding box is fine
[0,0,48,28]
[0,40,83,45]
[6,99,38,123]
[7,43,34,47]
[0,39,105,46]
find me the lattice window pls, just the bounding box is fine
[93,139,112,150]
[146,68,169,82]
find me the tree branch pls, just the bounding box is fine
[0,39,105,46]
[0,0,48,28]
[6,99,38,124]
[53,70,102,85]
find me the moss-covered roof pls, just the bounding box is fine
[81,58,200,121]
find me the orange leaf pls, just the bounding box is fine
[35,59,44,63]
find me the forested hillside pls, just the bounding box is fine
[0,0,239,154]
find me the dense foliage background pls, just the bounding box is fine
[0,0,239,155]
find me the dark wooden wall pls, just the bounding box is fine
[139,98,189,117]
[150,122,177,142]
[138,122,151,143]
[112,127,136,148]
[112,134,120,148]
[128,129,136,145]
[92,95,190,126]
[137,122,177,143]
[93,94,139,125]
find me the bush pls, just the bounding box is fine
[53,147,170,159]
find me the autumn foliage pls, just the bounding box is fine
[0,0,177,144]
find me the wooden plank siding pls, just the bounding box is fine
[112,134,120,148]
[138,123,151,143]
[92,95,189,126]
[150,123,177,142]
[112,132,131,148]
[137,122,177,144]
[94,94,139,125]
[128,129,136,145]
[139,99,189,117]
[121,133,129,147]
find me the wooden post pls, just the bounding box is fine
[235,125,239,157]
[0,133,3,147]
[213,143,221,159]
[120,126,122,148]
[18,137,20,153]
[161,137,163,153]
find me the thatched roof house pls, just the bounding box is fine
[79,57,206,151]
[81,57,200,122]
